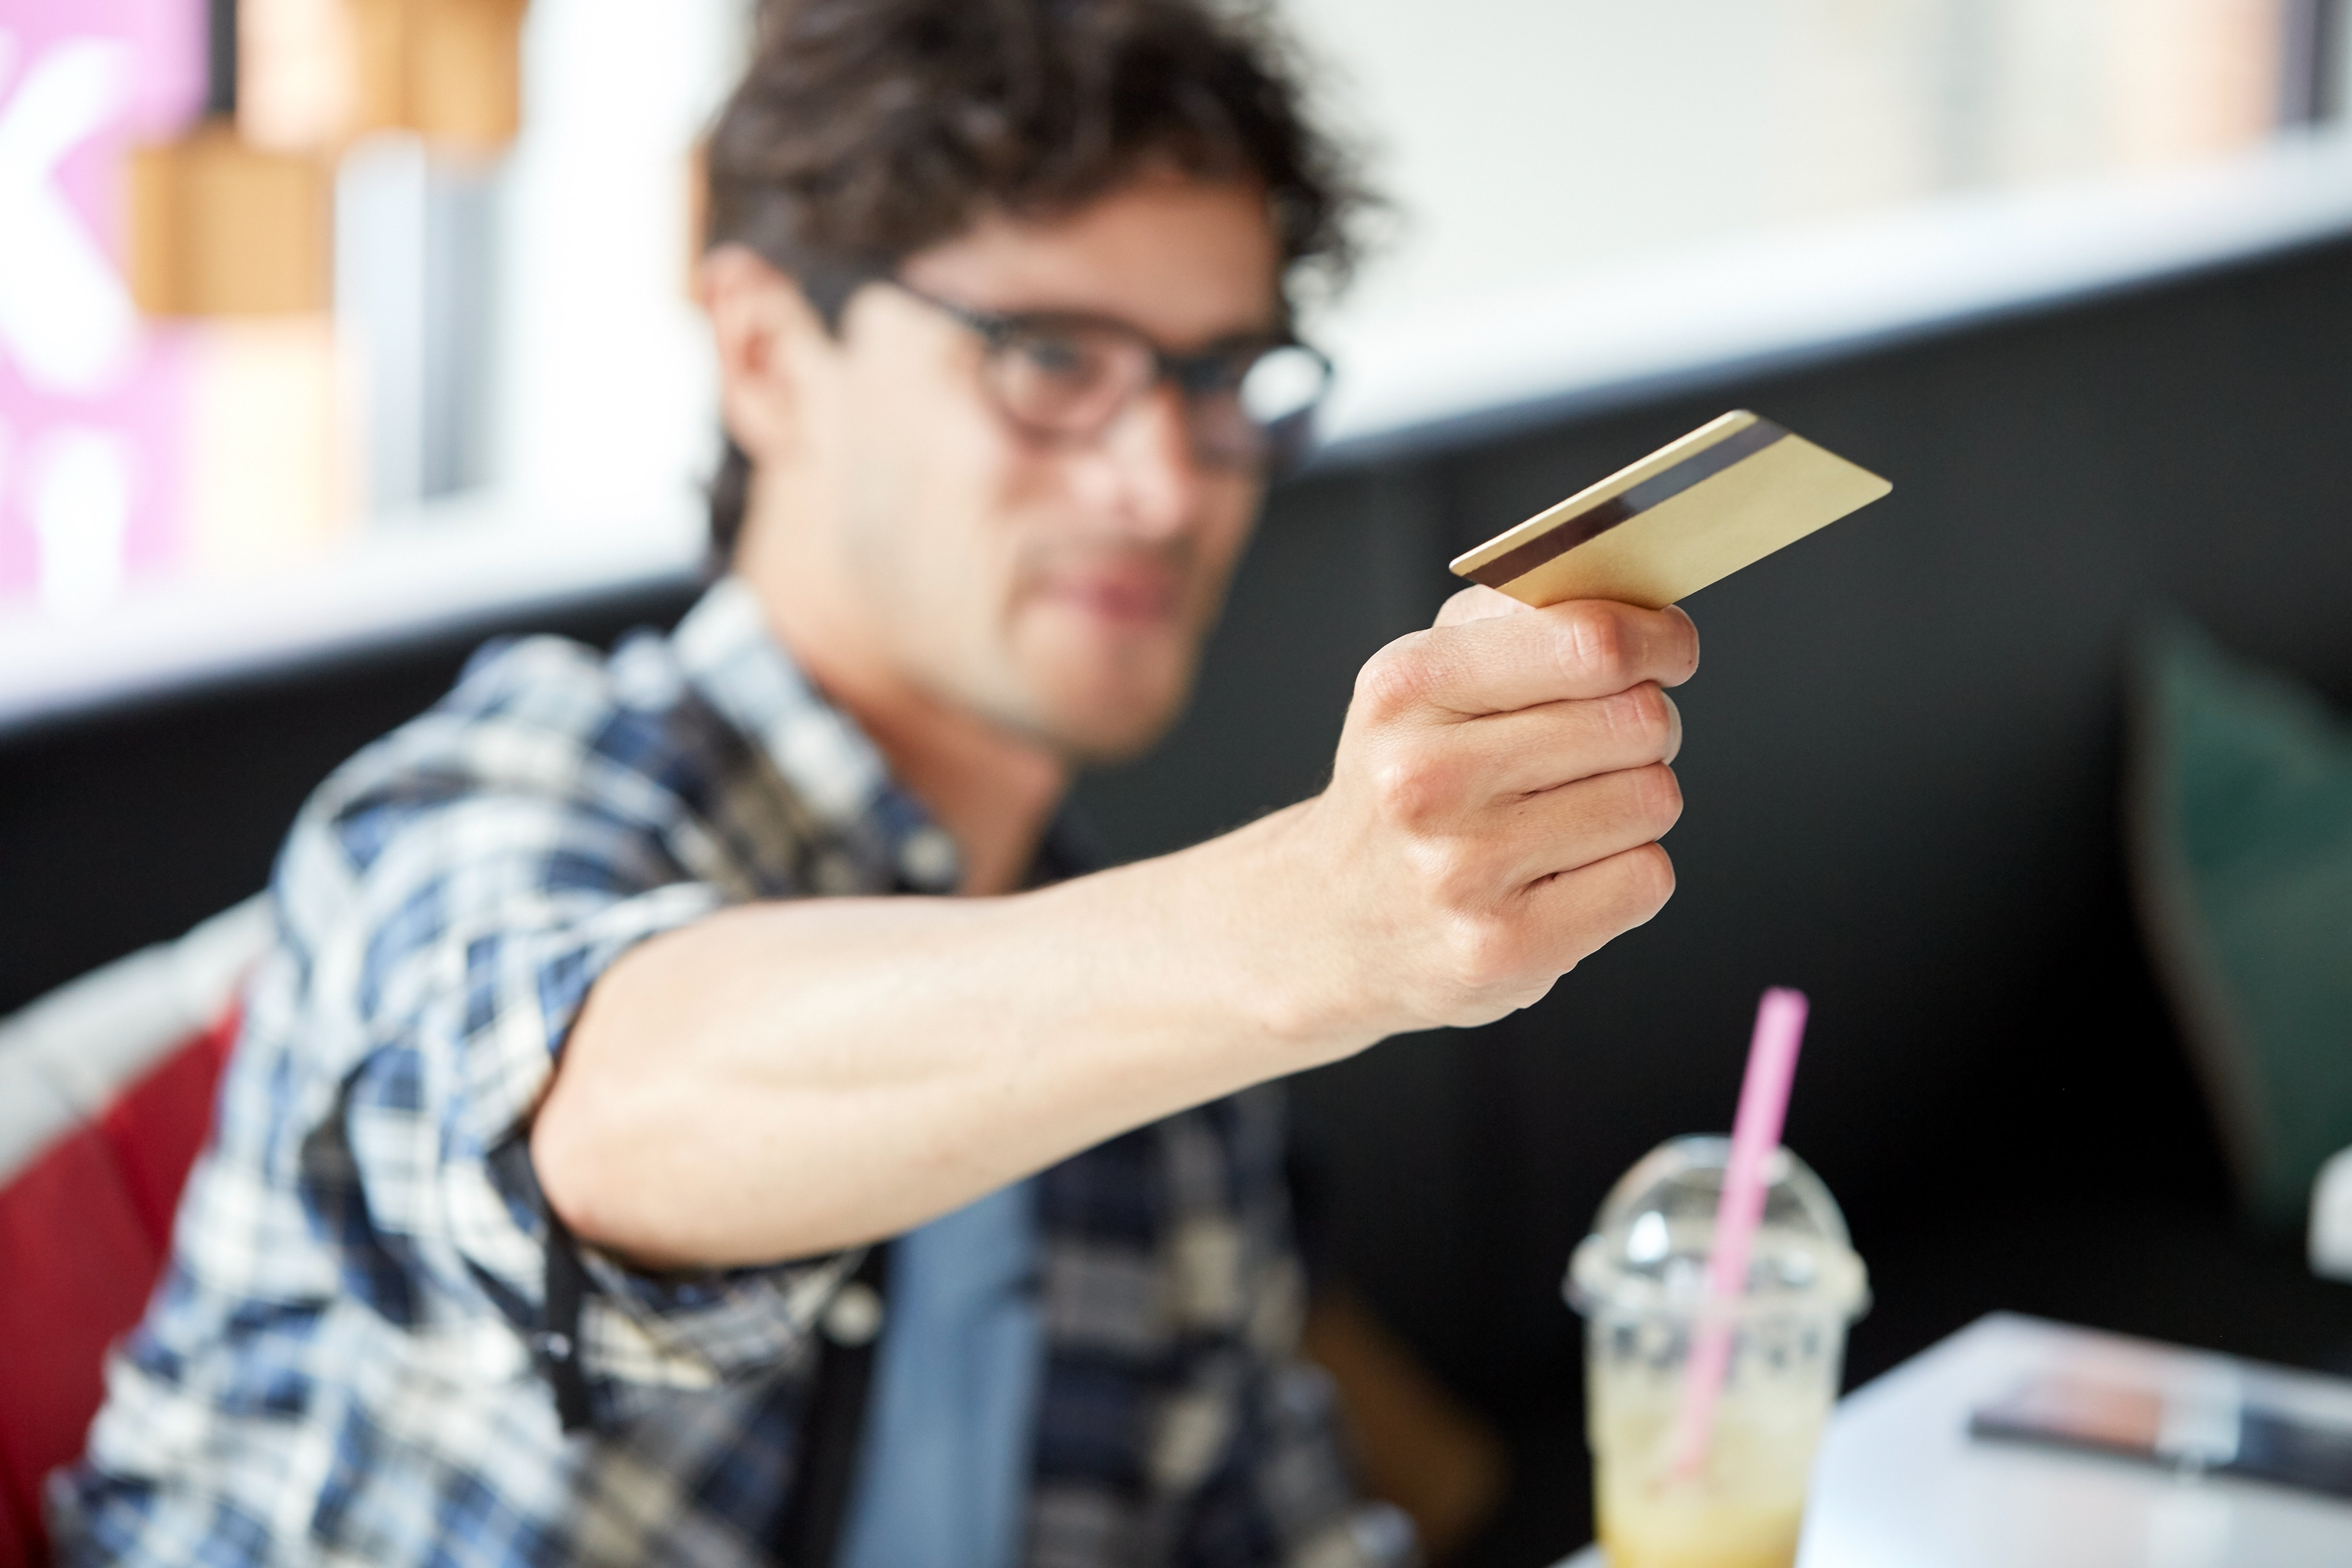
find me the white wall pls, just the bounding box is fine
[1275,0,2293,343]
[484,0,747,525]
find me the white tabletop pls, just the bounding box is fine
[1560,1312,2352,1568]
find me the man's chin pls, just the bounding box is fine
[1023,690,1189,766]
[1003,622,1202,763]
[989,664,1194,765]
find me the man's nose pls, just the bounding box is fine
[1093,380,1207,539]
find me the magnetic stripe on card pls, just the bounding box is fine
[1465,417,1790,589]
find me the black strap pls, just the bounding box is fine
[537,1204,595,1432]
[770,1243,893,1568]
[538,1217,894,1568]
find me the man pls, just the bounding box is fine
[57,1,1695,1564]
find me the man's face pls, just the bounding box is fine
[730,175,1282,764]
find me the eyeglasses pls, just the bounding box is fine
[877,275,1333,475]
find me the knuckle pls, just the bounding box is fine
[1562,603,1631,682]
[1433,853,1496,914]
[1630,762,1683,830]
[1608,683,1675,753]
[1353,636,1433,717]
[1620,842,1677,915]
[1443,912,1527,994]
[1402,833,1484,910]
[1370,752,1447,827]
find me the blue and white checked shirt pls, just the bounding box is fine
[53,578,1395,1568]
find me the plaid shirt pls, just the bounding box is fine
[54,579,1398,1568]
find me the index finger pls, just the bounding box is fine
[1415,598,1699,718]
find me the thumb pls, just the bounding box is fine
[1434,583,1533,628]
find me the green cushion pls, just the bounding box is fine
[2128,618,2352,1228]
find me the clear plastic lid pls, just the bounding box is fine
[1565,1135,1869,1322]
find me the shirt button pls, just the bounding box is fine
[898,826,960,888]
[823,1282,885,1347]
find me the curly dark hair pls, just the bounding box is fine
[701,0,1370,559]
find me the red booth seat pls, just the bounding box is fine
[0,901,273,1568]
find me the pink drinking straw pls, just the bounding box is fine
[1669,986,1811,1480]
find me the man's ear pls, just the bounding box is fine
[700,245,833,465]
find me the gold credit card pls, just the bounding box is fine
[1447,411,1891,609]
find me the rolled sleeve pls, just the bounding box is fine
[313,777,843,1421]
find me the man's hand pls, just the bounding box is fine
[1274,586,1698,1037]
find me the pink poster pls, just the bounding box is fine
[0,0,206,611]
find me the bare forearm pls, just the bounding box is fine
[536,591,1697,1271]
[535,804,1356,1267]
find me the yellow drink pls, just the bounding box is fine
[1590,1353,1828,1568]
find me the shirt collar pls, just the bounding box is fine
[671,576,963,893]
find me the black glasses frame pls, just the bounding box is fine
[875,274,1332,474]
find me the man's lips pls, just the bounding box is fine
[1035,568,1184,625]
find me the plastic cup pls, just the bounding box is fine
[1565,1136,1869,1568]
